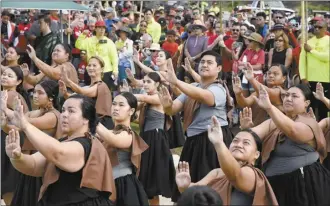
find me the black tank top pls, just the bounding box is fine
[272,48,287,65]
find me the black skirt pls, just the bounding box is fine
[166,114,185,149]
[1,130,22,196]
[115,174,149,206]
[38,196,114,206]
[138,129,175,199]
[323,152,330,171]
[267,161,330,206]
[11,173,42,206]
[98,115,114,130]
[171,126,233,202]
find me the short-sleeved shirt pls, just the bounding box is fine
[177,83,228,137]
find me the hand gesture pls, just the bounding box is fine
[58,80,68,96]
[65,28,73,35]
[5,96,29,130]
[182,57,193,73]
[158,85,173,109]
[132,51,140,63]
[159,59,178,85]
[26,45,37,61]
[232,76,243,95]
[82,30,90,36]
[1,90,8,112]
[60,66,70,85]
[207,116,223,146]
[239,107,254,129]
[120,79,130,92]
[125,68,134,81]
[176,161,191,190]
[304,43,312,53]
[5,129,22,160]
[243,62,254,81]
[313,82,325,101]
[20,63,30,77]
[253,85,272,111]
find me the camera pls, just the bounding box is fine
[99,39,107,44]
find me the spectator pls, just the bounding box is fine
[104,7,115,33]
[33,13,61,73]
[76,50,91,86]
[299,20,330,120]
[142,8,161,43]
[268,33,292,70]
[75,20,118,91]
[115,26,134,84]
[177,186,223,206]
[1,10,19,49]
[272,11,286,25]
[162,30,179,57]
[256,12,268,38]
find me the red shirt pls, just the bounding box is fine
[206,30,218,45]
[239,48,265,66]
[162,41,179,57]
[17,23,31,51]
[222,37,235,72]
[77,60,87,82]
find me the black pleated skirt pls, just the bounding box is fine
[11,173,42,206]
[115,174,149,206]
[166,114,185,149]
[98,115,114,130]
[38,196,114,206]
[138,129,175,199]
[171,126,233,202]
[267,161,330,206]
[1,130,22,196]
[323,152,330,171]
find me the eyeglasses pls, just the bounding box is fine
[314,26,324,29]
[275,39,284,42]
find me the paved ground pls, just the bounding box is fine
[159,154,180,205]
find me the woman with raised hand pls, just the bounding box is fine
[158,50,233,202]
[60,56,113,129]
[250,84,330,205]
[233,64,288,126]
[135,72,175,205]
[1,66,30,205]
[96,92,149,206]
[4,94,115,206]
[176,116,278,205]
[4,80,61,206]
[23,44,78,88]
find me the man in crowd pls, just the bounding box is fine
[75,20,118,91]
[1,10,19,49]
[256,12,268,38]
[299,20,330,120]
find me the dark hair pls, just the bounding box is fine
[256,12,267,19]
[54,43,72,61]
[166,29,176,36]
[200,50,222,66]
[177,185,223,206]
[144,8,153,14]
[273,10,285,18]
[268,64,288,88]
[67,94,99,134]
[159,50,171,60]
[119,92,138,121]
[241,23,250,29]
[38,80,59,109]
[2,47,23,65]
[1,10,11,17]
[6,66,32,110]
[232,22,241,27]
[38,13,51,26]
[291,83,312,101]
[146,72,161,83]
[241,129,262,169]
[89,56,105,68]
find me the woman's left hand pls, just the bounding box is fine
[208,116,223,146]
[253,85,272,111]
[5,97,29,130]
[243,62,254,81]
[26,45,37,61]
[60,66,70,85]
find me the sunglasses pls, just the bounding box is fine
[314,26,324,29]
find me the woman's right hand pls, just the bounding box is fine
[6,129,22,160]
[1,90,8,112]
[20,63,30,77]
[125,68,134,81]
[58,80,68,96]
[6,96,29,130]
[119,79,130,92]
[239,107,254,129]
[26,45,37,61]
[158,85,173,109]
[243,63,254,81]
[232,76,243,95]
[313,82,325,101]
[176,161,192,190]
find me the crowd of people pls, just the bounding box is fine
[1,1,330,206]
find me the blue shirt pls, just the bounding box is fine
[105,19,113,33]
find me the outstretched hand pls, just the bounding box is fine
[6,129,22,160]
[252,85,272,111]
[240,107,254,129]
[208,116,223,146]
[157,85,173,109]
[176,161,191,191]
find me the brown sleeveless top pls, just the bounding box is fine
[94,81,112,117]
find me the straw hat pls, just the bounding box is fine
[242,32,264,47]
[116,26,132,38]
[148,43,161,51]
[188,20,207,32]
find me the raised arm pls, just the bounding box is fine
[96,123,132,149]
[135,94,161,106]
[158,86,184,116]
[208,116,257,194]
[25,112,57,131]
[182,57,201,83]
[233,76,256,107]
[313,82,330,109]
[284,48,293,69]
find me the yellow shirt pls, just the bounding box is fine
[299,35,330,83]
[146,19,161,44]
[75,35,118,74]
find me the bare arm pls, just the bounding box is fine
[285,48,293,69]
[26,112,57,131]
[10,152,47,177]
[235,92,256,108]
[25,73,45,86]
[268,49,273,69]
[66,79,98,98]
[96,124,132,149]
[135,94,161,106]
